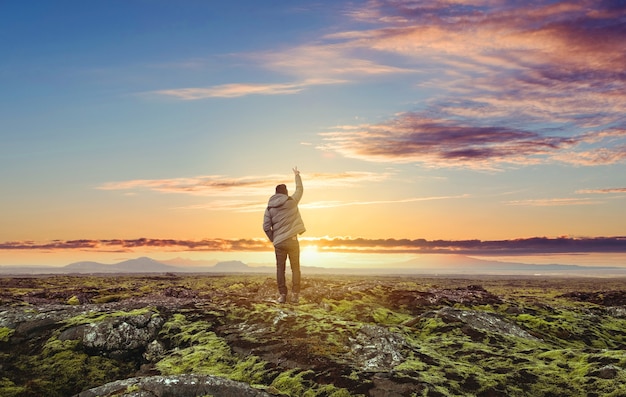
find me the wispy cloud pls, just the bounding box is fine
[302,194,469,209]
[151,78,346,99]
[97,175,274,196]
[505,198,600,207]
[258,44,417,79]
[577,187,626,194]
[176,193,467,213]
[3,236,625,256]
[96,171,392,197]
[177,200,266,213]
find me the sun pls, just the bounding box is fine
[300,245,321,266]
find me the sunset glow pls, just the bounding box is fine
[1,1,625,270]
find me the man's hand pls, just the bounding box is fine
[293,166,300,175]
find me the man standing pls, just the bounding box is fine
[263,167,306,303]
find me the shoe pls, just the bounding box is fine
[291,293,299,304]
[277,294,287,304]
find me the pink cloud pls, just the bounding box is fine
[319,114,584,169]
[309,1,626,168]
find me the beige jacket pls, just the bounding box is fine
[263,174,306,246]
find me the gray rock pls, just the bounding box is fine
[607,306,626,318]
[59,309,164,357]
[348,324,407,371]
[143,339,166,362]
[435,307,540,341]
[594,364,619,379]
[74,374,273,397]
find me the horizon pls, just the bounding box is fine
[4,254,626,278]
[1,1,625,273]
[3,251,626,274]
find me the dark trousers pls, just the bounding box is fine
[274,237,301,295]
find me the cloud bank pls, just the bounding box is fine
[2,236,625,256]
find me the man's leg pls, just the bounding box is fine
[288,238,301,295]
[275,244,288,299]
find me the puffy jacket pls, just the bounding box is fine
[263,174,306,246]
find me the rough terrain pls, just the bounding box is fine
[1,274,626,396]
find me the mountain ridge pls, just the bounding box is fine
[1,255,625,276]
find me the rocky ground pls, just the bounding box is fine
[1,273,626,396]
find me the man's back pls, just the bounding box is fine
[263,173,305,246]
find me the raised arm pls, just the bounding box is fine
[291,167,303,203]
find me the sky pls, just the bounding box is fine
[1,0,625,270]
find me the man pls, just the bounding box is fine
[263,167,306,303]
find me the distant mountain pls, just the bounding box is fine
[1,255,625,276]
[64,261,109,272]
[213,260,253,272]
[59,257,273,274]
[114,257,176,272]
[64,257,179,273]
[161,257,219,267]
[384,254,626,276]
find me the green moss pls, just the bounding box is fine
[394,358,428,372]
[0,377,26,397]
[66,295,80,305]
[63,307,157,327]
[18,335,134,397]
[92,294,124,303]
[226,282,246,291]
[270,370,314,396]
[126,383,141,393]
[157,313,269,386]
[4,274,626,396]
[0,327,14,342]
[372,307,411,325]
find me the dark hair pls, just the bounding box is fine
[275,184,288,195]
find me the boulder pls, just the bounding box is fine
[59,309,164,358]
[434,307,540,341]
[347,324,407,372]
[74,374,273,397]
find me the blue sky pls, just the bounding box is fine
[1,0,625,268]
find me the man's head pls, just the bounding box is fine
[275,184,288,195]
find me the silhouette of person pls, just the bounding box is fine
[263,167,306,303]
